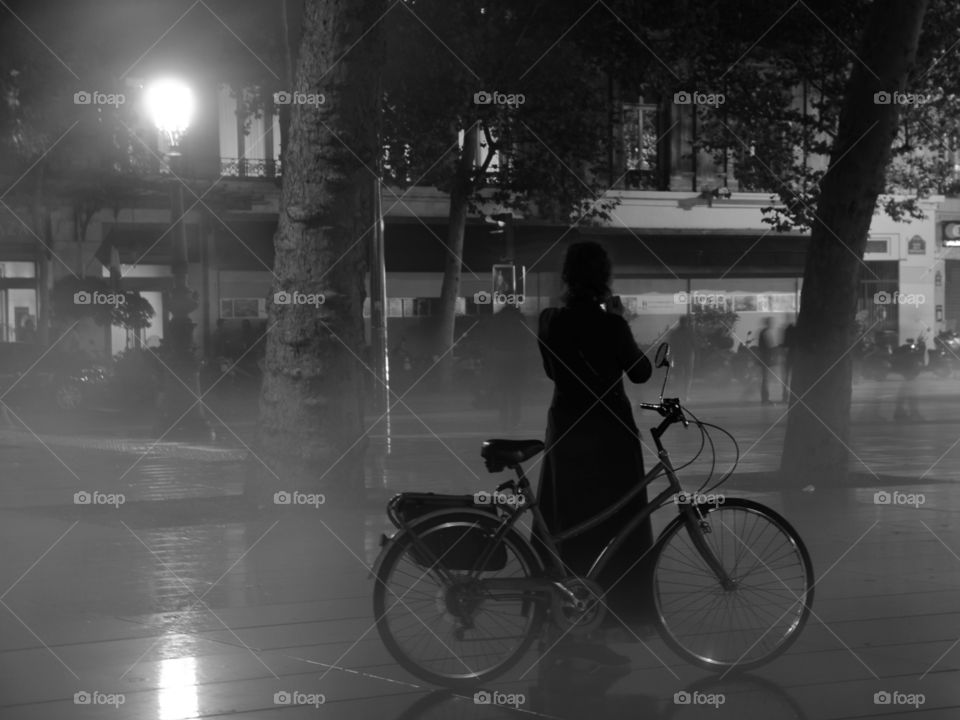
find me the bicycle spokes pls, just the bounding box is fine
[652,499,814,672]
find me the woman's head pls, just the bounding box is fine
[561,241,611,304]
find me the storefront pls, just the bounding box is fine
[73,190,952,358]
[0,260,40,343]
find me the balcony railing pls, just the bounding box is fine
[220,157,282,179]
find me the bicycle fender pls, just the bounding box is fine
[369,531,397,580]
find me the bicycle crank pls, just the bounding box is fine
[550,578,606,636]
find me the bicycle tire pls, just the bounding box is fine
[651,498,814,673]
[374,509,547,689]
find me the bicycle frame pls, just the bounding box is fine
[461,411,735,603]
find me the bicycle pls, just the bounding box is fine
[372,343,814,689]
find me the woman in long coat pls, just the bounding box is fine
[536,241,655,664]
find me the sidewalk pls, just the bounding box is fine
[1,378,959,717]
[1,462,959,717]
[3,373,960,511]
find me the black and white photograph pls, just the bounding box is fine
[0,0,957,717]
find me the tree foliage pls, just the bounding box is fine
[664,0,960,231]
[51,277,154,329]
[382,0,620,223]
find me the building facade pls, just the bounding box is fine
[3,82,953,361]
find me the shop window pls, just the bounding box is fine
[220,298,266,319]
[370,297,468,317]
[623,102,660,189]
[0,262,36,278]
[3,288,38,343]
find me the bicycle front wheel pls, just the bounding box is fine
[373,511,546,688]
[652,498,814,672]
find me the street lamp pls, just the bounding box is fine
[145,79,194,148]
[146,78,211,440]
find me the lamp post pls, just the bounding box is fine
[370,176,389,413]
[145,78,211,440]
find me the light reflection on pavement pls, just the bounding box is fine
[0,378,959,717]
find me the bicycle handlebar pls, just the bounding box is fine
[636,401,665,413]
[637,398,689,428]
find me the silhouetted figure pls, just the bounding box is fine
[535,241,653,668]
[781,322,796,404]
[757,317,775,405]
[668,315,695,401]
[892,337,923,420]
[212,318,230,358]
[16,316,36,344]
[489,304,528,430]
[240,319,257,353]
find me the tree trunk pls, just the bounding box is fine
[780,0,927,486]
[435,123,478,388]
[277,0,296,170]
[257,0,385,500]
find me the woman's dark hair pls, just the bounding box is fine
[561,241,611,305]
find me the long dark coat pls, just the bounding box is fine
[535,301,656,621]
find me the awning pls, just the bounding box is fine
[384,220,809,277]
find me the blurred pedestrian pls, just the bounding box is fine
[212,319,230,358]
[16,316,36,344]
[240,319,257,353]
[668,315,695,401]
[489,304,528,430]
[757,317,775,405]
[892,337,923,420]
[781,321,796,404]
[535,241,654,668]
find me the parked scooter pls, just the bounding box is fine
[891,333,926,379]
[928,329,960,378]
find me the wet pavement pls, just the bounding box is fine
[1,377,960,718]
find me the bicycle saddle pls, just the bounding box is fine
[481,439,545,470]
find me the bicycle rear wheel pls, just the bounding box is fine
[374,511,546,688]
[651,498,813,672]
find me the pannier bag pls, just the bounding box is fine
[388,492,507,572]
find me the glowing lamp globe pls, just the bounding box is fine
[145,78,195,147]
